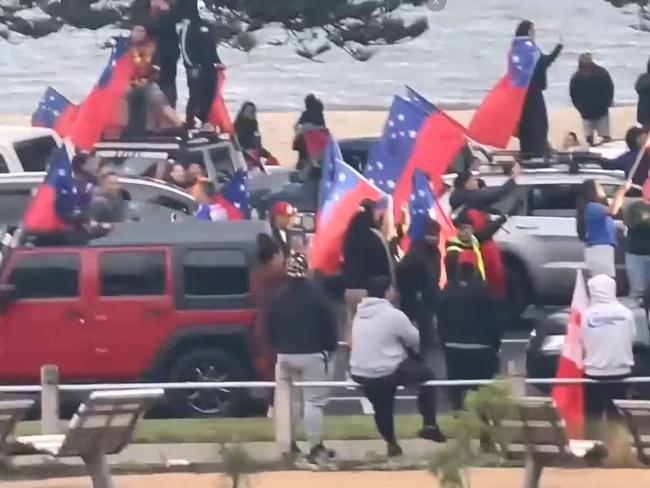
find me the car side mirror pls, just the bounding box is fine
[0,283,16,313]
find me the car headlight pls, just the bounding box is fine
[539,335,565,354]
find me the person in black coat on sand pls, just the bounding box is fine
[636,57,650,130]
[515,20,563,159]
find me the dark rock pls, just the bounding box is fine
[6,6,62,37]
[0,22,8,39]
[57,0,123,30]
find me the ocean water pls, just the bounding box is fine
[0,0,649,114]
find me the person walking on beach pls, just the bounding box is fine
[576,179,628,278]
[582,274,635,433]
[570,52,614,146]
[636,57,650,130]
[350,276,445,458]
[267,253,338,465]
[515,20,563,158]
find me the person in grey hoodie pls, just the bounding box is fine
[350,276,444,458]
[582,274,635,427]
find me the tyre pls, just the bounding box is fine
[167,348,250,418]
[503,260,532,327]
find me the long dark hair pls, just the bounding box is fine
[344,204,375,249]
[234,101,258,134]
[576,179,607,242]
[515,20,533,37]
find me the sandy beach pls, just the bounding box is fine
[0,105,638,166]
[4,469,650,488]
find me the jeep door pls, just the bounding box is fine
[88,248,173,379]
[0,250,91,380]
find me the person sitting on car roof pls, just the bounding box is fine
[270,202,297,260]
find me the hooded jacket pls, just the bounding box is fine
[582,275,635,377]
[350,298,420,379]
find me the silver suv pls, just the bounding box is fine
[463,165,640,318]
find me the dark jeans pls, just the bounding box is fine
[353,357,437,444]
[157,59,178,108]
[585,374,629,428]
[186,66,217,125]
[444,347,498,411]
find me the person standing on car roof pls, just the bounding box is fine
[570,52,614,146]
[179,1,223,131]
[577,179,628,279]
[147,0,181,108]
[582,274,635,434]
[269,202,297,260]
[437,261,501,411]
[450,162,521,300]
[514,20,563,159]
[266,253,338,466]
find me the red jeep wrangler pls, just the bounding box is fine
[0,220,273,417]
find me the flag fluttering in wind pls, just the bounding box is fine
[208,68,235,136]
[69,37,136,151]
[552,269,589,439]
[31,86,79,138]
[467,36,541,148]
[213,170,251,220]
[311,139,385,274]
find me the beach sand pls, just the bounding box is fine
[4,469,650,488]
[0,105,638,166]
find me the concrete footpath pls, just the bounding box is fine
[4,440,441,478]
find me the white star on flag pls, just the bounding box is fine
[397,114,405,121]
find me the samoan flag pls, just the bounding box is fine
[22,147,84,233]
[31,86,79,138]
[365,96,428,196]
[311,157,385,274]
[70,37,135,151]
[208,68,235,136]
[405,85,436,115]
[213,170,251,220]
[318,136,340,210]
[467,36,541,148]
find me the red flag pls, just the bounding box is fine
[552,270,588,439]
[391,108,466,222]
[467,36,541,148]
[70,38,135,151]
[310,156,384,274]
[31,86,79,138]
[302,129,330,161]
[208,68,234,136]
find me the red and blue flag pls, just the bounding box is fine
[31,86,79,138]
[213,170,251,220]
[209,68,235,136]
[70,37,135,151]
[311,146,385,274]
[319,136,340,210]
[405,85,436,115]
[467,36,541,148]
[23,147,84,233]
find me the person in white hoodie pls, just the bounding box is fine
[350,276,444,458]
[581,274,636,426]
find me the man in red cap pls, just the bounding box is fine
[270,201,297,259]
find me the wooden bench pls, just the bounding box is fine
[14,389,163,488]
[485,397,600,488]
[614,399,650,465]
[0,399,34,454]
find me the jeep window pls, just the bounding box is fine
[0,153,8,173]
[14,136,57,172]
[207,147,236,179]
[8,254,79,299]
[183,249,248,296]
[100,251,166,296]
[0,189,33,226]
[527,184,579,217]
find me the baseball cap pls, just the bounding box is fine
[271,201,297,218]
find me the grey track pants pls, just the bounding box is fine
[274,353,333,452]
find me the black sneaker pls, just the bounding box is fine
[306,444,336,465]
[418,425,446,443]
[387,442,403,458]
[291,442,302,455]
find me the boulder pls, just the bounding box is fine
[0,22,9,39]
[6,6,62,38]
[56,0,123,29]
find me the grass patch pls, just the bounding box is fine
[16,415,424,444]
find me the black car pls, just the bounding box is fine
[526,300,650,397]
[0,173,197,227]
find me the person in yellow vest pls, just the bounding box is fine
[445,212,486,283]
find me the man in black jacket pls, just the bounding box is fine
[437,262,502,411]
[267,253,338,466]
[396,217,441,352]
[570,53,614,146]
[179,2,222,129]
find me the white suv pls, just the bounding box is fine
[0,126,62,173]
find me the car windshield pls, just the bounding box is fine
[98,156,169,178]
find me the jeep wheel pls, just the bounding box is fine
[167,349,248,418]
